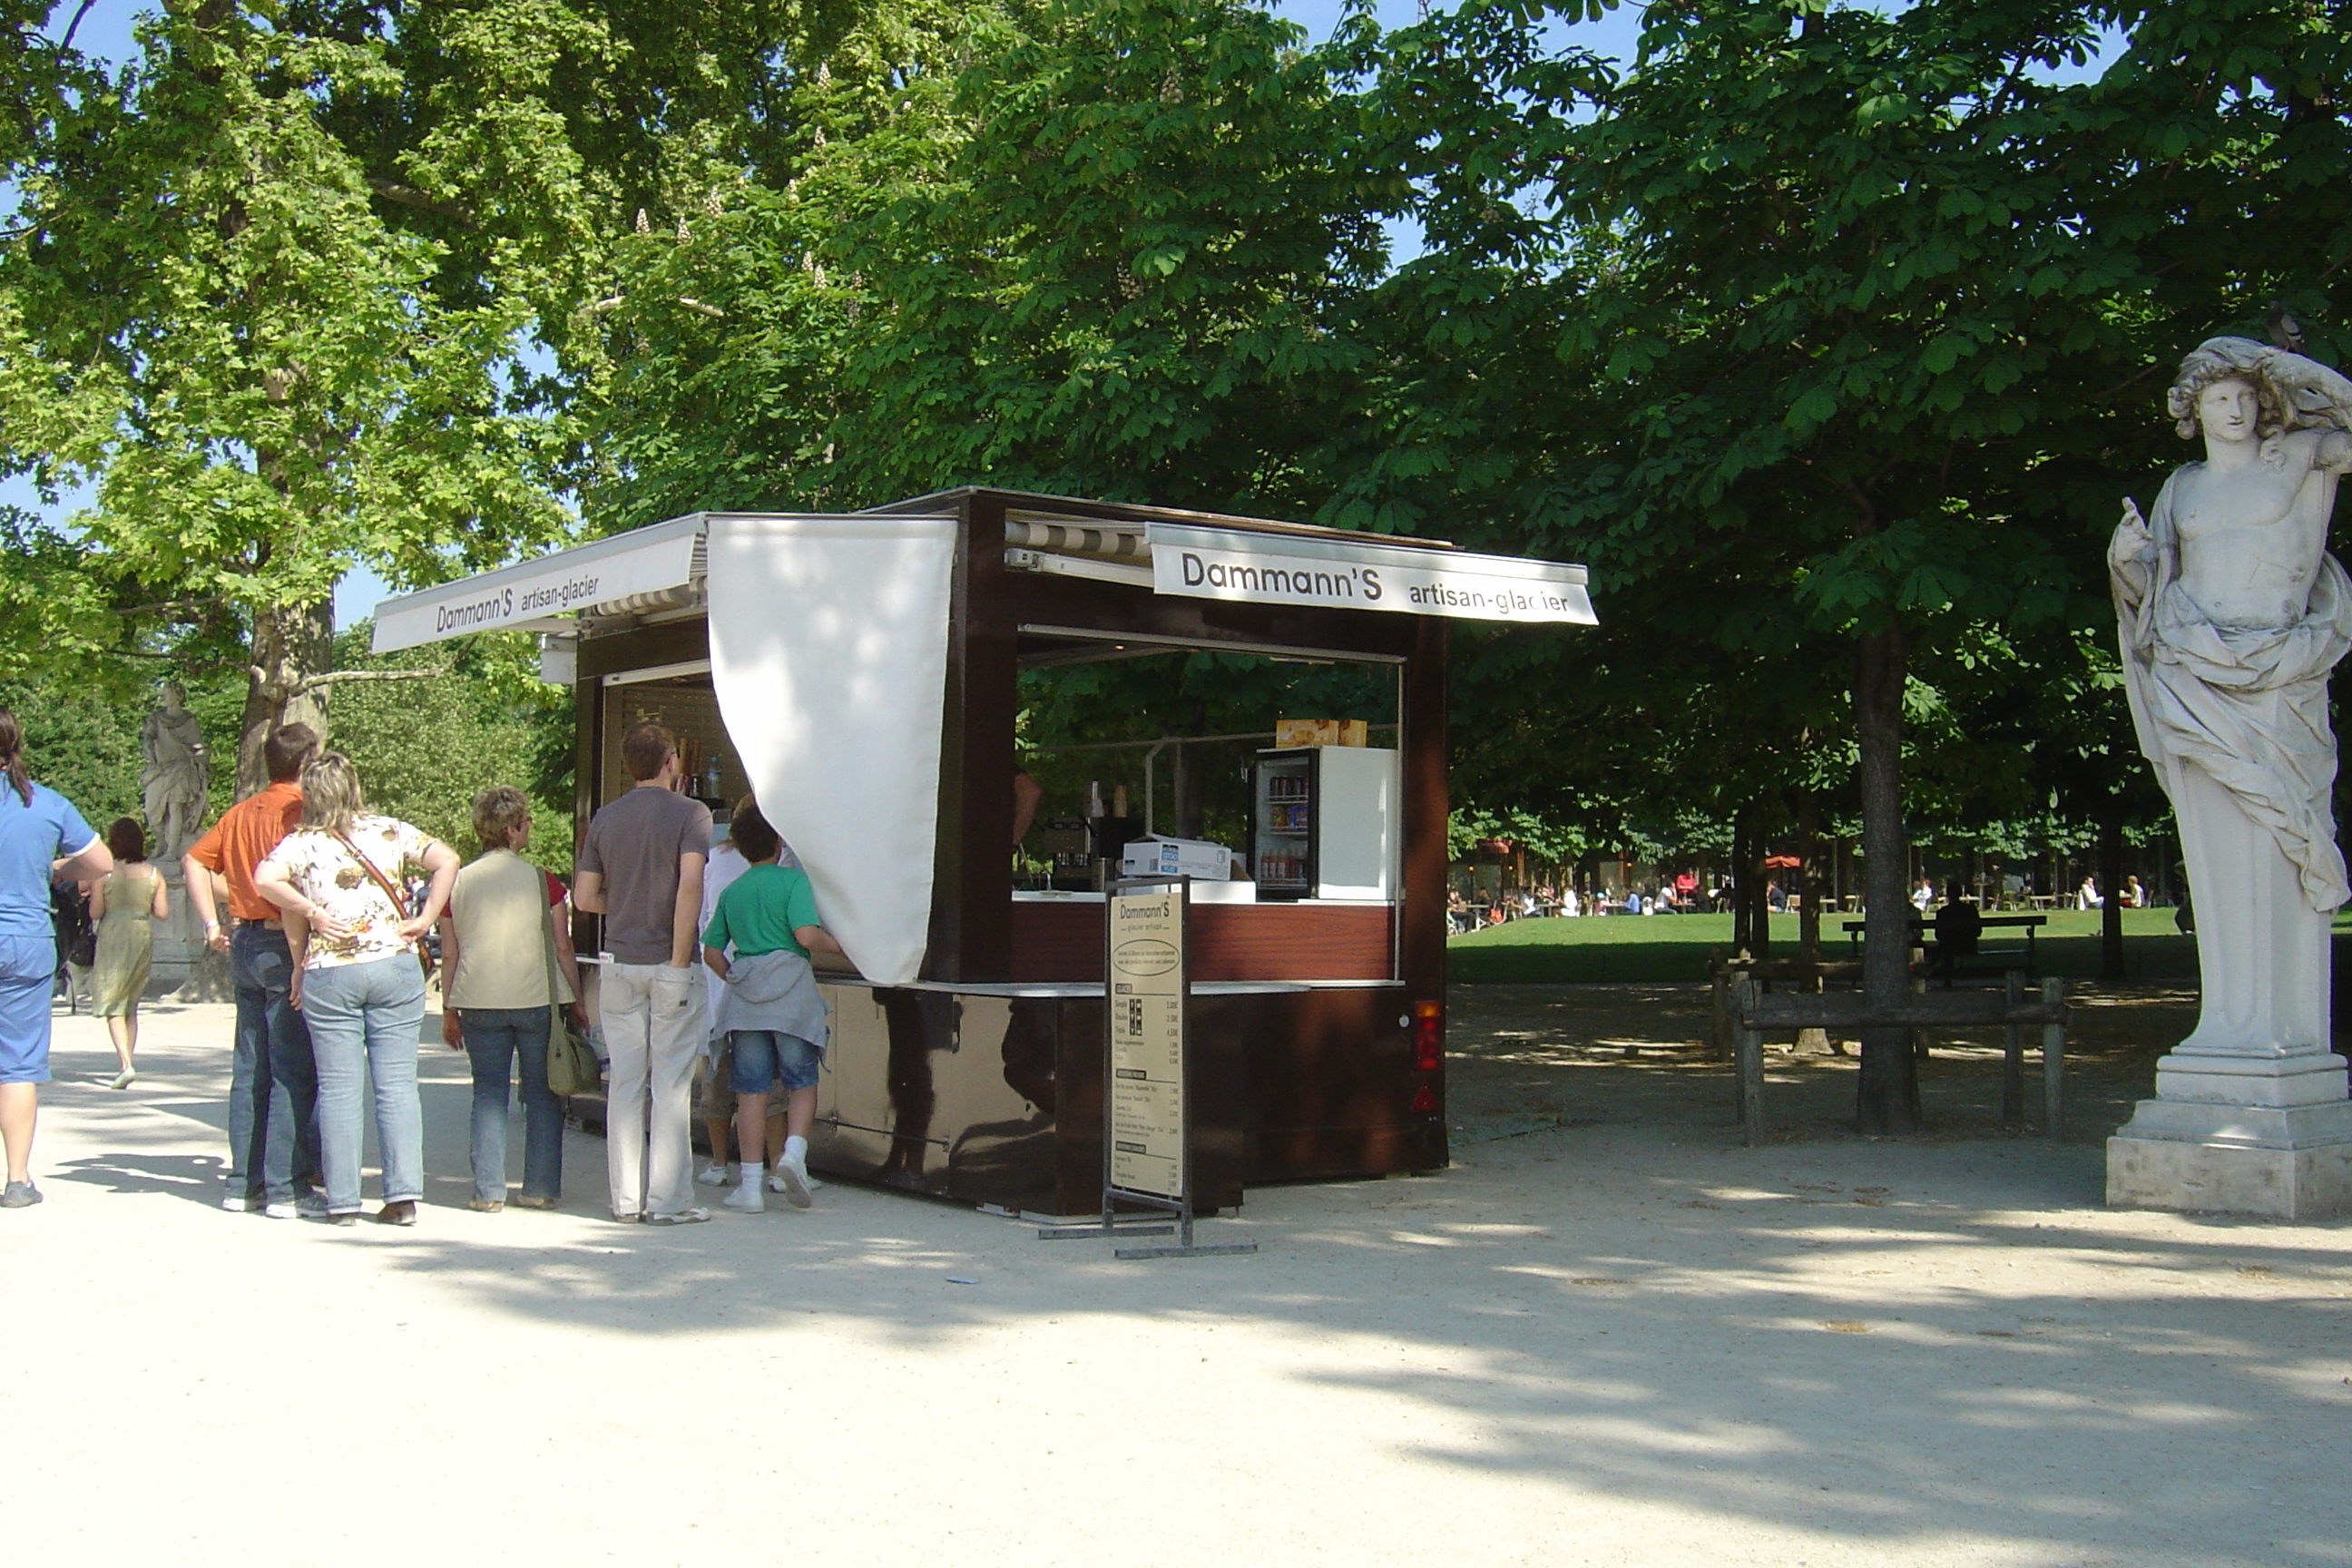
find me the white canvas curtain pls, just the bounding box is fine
[706,513,957,985]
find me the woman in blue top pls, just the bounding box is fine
[0,707,115,1209]
[701,798,842,1213]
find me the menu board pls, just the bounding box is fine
[1107,880,1187,1200]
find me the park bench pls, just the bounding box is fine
[1706,952,1863,1059]
[1842,913,2046,984]
[1724,972,2068,1146]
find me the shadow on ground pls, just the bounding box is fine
[32,986,2352,1564]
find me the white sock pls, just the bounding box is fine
[740,1162,765,1185]
[784,1135,808,1164]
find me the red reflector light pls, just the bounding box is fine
[1409,1082,1438,1113]
[1411,1000,1442,1072]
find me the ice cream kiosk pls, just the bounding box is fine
[373,489,1594,1214]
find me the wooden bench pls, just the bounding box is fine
[1725,973,2068,1145]
[1843,913,2046,983]
[1707,953,1863,1059]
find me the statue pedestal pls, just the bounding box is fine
[2107,1050,2352,1220]
[146,859,210,1000]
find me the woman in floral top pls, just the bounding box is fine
[255,753,458,1225]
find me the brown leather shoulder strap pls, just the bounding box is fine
[331,827,411,923]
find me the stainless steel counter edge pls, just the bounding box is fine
[813,976,1406,997]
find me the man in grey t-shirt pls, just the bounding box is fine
[576,721,711,1222]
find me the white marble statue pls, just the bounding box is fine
[2106,336,2352,1217]
[139,682,209,863]
[2110,338,2352,1052]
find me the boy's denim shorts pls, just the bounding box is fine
[727,1029,820,1093]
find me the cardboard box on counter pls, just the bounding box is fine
[1274,718,1367,749]
[1119,836,1235,881]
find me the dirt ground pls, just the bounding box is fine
[1443,981,2199,1152]
[4,985,2347,1568]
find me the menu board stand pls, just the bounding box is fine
[1035,874,1255,1260]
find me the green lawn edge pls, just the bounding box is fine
[1443,908,2229,985]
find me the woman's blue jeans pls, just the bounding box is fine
[458,1006,563,1204]
[300,955,426,1214]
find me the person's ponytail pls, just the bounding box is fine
[0,707,30,807]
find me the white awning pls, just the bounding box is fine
[1144,523,1596,626]
[369,514,707,652]
[376,508,1598,654]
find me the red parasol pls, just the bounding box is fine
[1761,854,1802,868]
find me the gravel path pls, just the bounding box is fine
[5,988,2345,1568]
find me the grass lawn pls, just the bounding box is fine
[1446,906,2217,985]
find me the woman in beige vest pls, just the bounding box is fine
[437,788,587,1210]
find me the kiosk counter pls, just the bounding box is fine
[373,488,1593,1215]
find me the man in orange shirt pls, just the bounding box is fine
[183,723,320,1216]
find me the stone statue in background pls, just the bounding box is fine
[2106,335,2352,1218]
[140,682,209,862]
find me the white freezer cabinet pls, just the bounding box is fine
[1250,746,1400,902]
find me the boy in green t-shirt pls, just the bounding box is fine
[701,799,843,1211]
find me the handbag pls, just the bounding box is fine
[541,897,600,1098]
[329,828,432,977]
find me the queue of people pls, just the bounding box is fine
[0,708,838,1224]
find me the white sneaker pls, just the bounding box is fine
[769,1164,822,1193]
[221,1183,263,1213]
[722,1182,764,1214]
[776,1154,814,1210]
[644,1206,710,1225]
[262,1191,333,1220]
[695,1161,731,1187]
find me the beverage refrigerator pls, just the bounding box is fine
[1250,746,1401,901]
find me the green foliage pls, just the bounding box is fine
[326,627,576,874]
[11,0,2347,870]
[1331,0,2352,866]
[597,0,1406,524]
[1446,803,1593,865]
[2,7,576,673]
[0,0,859,778]
[0,674,148,831]
[0,632,570,870]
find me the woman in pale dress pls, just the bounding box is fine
[88,817,167,1089]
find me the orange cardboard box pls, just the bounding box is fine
[1274,718,1367,749]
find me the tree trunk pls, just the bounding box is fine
[1795,786,1829,1054]
[2099,813,2127,982]
[1746,800,1770,961]
[235,598,334,799]
[1856,625,1920,1132]
[1797,789,1822,962]
[1730,805,1754,956]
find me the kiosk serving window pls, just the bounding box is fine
[597,662,744,811]
[1014,638,1400,895]
[1004,631,1405,985]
